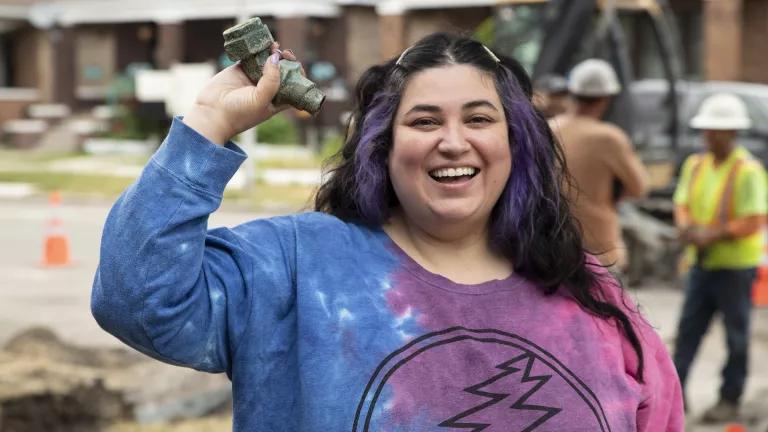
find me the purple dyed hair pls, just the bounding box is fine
[489,66,565,268]
[352,91,399,223]
[348,52,565,274]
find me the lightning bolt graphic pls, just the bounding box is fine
[438,353,561,432]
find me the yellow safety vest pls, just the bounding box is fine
[677,148,766,269]
[688,155,743,227]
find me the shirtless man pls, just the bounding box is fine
[550,59,648,269]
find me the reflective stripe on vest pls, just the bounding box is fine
[688,155,745,226]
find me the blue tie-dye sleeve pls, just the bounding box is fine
[91,118,296,375]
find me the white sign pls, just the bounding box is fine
[135,69,171,103]
[136,64,216,117]
[166,63,216,117]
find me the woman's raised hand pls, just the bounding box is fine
[183,43,293,145]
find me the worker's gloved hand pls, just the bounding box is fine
[182,43,298,145]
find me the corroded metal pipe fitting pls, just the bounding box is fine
[223,18,325,115]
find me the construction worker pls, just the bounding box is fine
[550,59,648,270]
[533,73,570,119]
[672,93,767,422]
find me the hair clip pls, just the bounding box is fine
[483,45,500,63]
[395,43,500,66]
[395,46,412,66]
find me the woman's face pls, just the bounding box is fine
[389,64,511,233]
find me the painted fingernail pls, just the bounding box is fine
[270,53,280,64]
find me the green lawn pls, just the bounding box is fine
[0,149,321,211]
[225,183,318,212]
[0,171,136,196]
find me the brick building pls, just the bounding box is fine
[0,0,763,133]
[672,0,768,82]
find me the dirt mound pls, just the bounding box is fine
[3,326,142,369]
[0,327,139,431]
[0,327,231,431]
[0,379,130,432]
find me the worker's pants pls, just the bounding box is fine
[673,266,755,404]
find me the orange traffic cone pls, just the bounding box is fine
[42,191,71,267]
[752,234,768,307]
[723,424,746,432]
[754,267,768,307]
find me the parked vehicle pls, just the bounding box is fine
[633,79,768,173]
[631,79,768,220]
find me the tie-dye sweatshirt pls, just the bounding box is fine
[92,119,684,431]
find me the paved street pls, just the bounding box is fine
[0,197,269,347]
[633,286,768,431]
[0,197,766,430]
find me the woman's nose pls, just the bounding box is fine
[436,124,470,156]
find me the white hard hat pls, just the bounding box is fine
[567,59,622,97]
[689,93,752,130]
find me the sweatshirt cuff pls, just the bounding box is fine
[152,117,247,197]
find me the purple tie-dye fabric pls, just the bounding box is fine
[366,239,683,431]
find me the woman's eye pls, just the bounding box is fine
[468,116,491,124]
[411,118,439,127]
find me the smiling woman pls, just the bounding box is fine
[383,64,512,282]
[92,33,684,431]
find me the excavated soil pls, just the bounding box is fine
[0,327,231,432]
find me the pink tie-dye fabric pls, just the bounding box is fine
[371,243,685,431]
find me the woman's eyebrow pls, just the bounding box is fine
[403,100,499,116]
[462,100,498,111]
[404,104,441,116]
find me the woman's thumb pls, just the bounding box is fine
[253,53,282,104]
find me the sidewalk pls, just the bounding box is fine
[632,285,768,431]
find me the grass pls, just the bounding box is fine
[0,171,136,196]
[0,171,317,212]
[255,156,325,170]
[0,147,321,211]
[225,182,317,212]
[0,164,315,211]
[0,149,77,163]
[0,149,323,171]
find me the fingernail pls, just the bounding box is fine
[270,53,280,64]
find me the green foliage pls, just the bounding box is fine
[105,63,152,105]
[101,63,169,140]
[104,106,148,140]
[474,17,495,47]
[257,113,299,145]
[319,132,344,163]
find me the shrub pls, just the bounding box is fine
[257,113,299,145]
[319,132,344,163]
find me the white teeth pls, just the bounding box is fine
[430,167,477,178]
